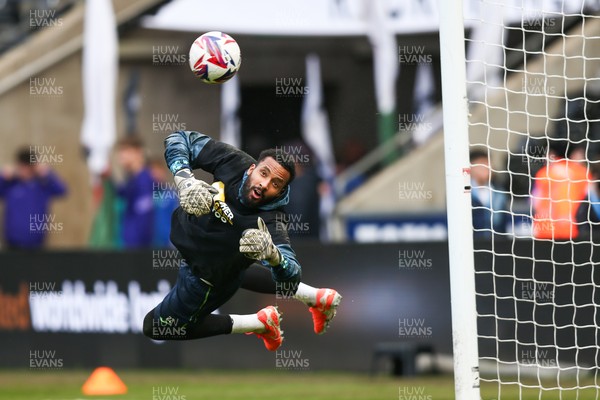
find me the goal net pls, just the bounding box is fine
[441,0,600,399]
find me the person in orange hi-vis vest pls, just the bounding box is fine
[531,141,590,240]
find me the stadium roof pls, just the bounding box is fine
[141,0,597,37]
[141,0,442,36]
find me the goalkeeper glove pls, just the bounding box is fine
[239,217,282,266]
[174,168,218,216]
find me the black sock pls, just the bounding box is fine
[143,308,233,340]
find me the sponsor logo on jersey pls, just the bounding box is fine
[211,181,234,225]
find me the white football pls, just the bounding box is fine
[189,31,241,84]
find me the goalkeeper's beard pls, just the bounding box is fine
[241,178,268,207]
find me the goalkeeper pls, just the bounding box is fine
[142,130,341,351]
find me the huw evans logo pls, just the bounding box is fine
[275,145,310,164]
[29,349,63,369]
[29,9,63,28]
[29,281,62,300]
[275,349,310,370]
[152,46,187,66]
[521,144,555,166]
[30,77,63,97]
[152,316,187,339]
[29,214,63,234]
[520,349,557,367]
[522,76,556,96]
[152,182,178,201]
[399,386,432,400]
[152,114,187,133]
[520,281,554,302]
[522,13,556,30]
[398,249,432,270]
[398,318,432,338]
[153,386,187,400]
[275,281,300,301]
[398,45,432,65]
[398,181,433,201]
[275,78,309,97]
[152,250,182,270]
[29,145,63,164]
[276,213,310,235]
[398,113,432,132]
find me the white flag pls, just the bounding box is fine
[80,0,118,176]
[220,74,241,148]
[366,0,398,117]
[302,54,335,181]
[302,54,336,240]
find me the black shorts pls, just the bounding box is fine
[153,260,244,325]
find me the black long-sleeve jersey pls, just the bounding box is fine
[164,130,301,287]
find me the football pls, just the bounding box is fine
[188,31,241,84]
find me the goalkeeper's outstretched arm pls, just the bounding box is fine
[164,130,252,176]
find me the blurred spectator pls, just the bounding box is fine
[531,141,589,240]
[283,140,321,239]
[470,150,508,238]
[88,168,123,249]
[149,158,178,248]
[0,147,67,249]
[115,136,154,248]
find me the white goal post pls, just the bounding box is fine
[440,0,600,399]
[438,0,481,398]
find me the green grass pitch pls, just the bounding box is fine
[0,370,597,399]
[2,370,434,400]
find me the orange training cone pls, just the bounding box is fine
[82,366,128,395]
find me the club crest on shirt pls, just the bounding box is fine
[211,181,234,225]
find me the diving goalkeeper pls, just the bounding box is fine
[142,130,342,351]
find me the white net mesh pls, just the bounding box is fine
[464,0,600,398]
